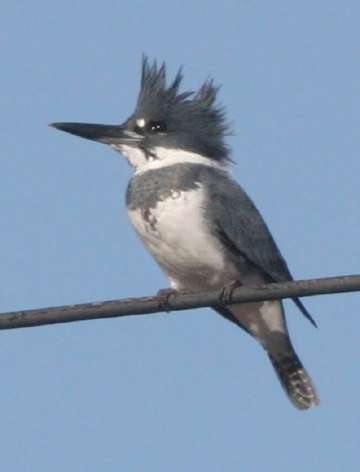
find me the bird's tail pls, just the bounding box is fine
[268,349,319,410]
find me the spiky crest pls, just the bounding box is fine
[135,56,230,161]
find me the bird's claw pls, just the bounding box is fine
[219,280,243,305]
[156,288,178,312]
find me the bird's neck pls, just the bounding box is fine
[116,144,228,175]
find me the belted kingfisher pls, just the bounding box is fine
[51,56,319,410]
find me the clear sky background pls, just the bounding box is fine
[1,1,360,470]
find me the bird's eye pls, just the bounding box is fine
[147,120,167,134]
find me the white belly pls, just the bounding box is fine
[128,187,238,291]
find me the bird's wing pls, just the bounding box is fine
[205,168,316,326]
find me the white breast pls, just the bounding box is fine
[128,186,237,291]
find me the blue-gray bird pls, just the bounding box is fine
[51,57,319,410]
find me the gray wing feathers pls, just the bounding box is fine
[204,168,316,326]
[207,171,291,282]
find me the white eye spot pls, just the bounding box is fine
[136,118,146,128]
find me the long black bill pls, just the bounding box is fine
[50,122,139,146]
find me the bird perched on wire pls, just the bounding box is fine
[51,56,319,410]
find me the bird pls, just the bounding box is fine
[50,56,319,410]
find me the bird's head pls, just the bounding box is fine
[51,56,231,172]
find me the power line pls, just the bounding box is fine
[0,274,359,330]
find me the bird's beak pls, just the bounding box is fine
[50,122,140,146]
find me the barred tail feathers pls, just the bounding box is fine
[268,350,319,410]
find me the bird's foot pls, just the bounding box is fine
[156,288,178,312]
[219,280,243,305]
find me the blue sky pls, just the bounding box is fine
[1,1,360,470]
